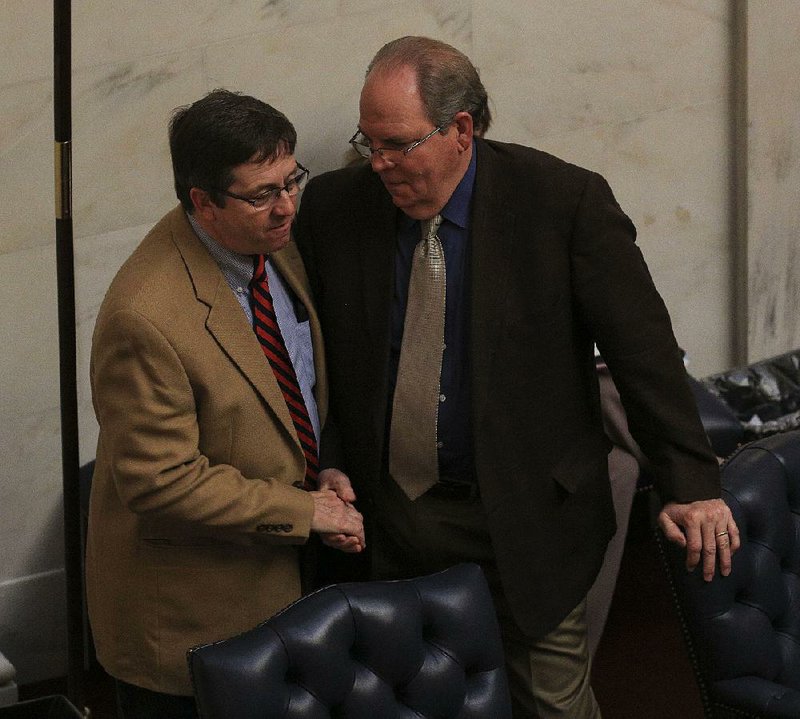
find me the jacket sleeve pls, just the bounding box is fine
[570,172,720,504]
[91,305,315,545]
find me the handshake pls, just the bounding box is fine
[309,468,365,553]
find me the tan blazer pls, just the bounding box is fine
[86,206,325,694]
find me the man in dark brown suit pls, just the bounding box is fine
[296,36,738,718]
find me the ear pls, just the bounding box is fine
[189,187,218,222]
[452,111,474,151]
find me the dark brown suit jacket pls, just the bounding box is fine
[296,137,719,639]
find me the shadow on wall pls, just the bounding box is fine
[0,499,69,685]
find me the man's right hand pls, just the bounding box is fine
[309,489,365,553]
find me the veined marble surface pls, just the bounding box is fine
[747,0,800,361]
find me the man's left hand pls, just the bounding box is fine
[317,468,364,553]
[658,498,740,581]
[318,468,357,503]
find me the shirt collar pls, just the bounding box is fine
[440,146,476,229]
[187,211,254,287]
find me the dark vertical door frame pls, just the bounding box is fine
[54,0,85,711]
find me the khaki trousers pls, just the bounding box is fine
[372,475,601,719]
[503,598,601,718]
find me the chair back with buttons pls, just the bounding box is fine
[187,562,511,718]
[659,430,800,718]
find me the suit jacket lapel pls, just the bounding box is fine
[470,140,518,418]
[356,172,397,345]
[168,208,298,444]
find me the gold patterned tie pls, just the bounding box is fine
[389,214,446,500]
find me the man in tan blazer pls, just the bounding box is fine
[86,89,364,718]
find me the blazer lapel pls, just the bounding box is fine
[169,209,298,443]
[355,173,397,345]
[470,140,517,408]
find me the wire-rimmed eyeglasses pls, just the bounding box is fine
[218,163,309,210]
[349,126,445,163]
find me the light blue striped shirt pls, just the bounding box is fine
[188,213,320,444]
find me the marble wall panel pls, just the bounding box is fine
[70,0,338,72]
[0,41,203,257]
[0,570,67,684]
[746,0,800,361]
[2,0,345,257]
[0,242,65,581]
[205,1,472,174]
[471,0,731,376]
[0,3,51,85]
[0,412,63,580]
[339,0,471,42]
[0,244,61,437]
[0,78,56,257]
[474,0,729,143]
[537,102,732,377]
[339,0,405,14]
[70,51,207,242]
[0,217,141,681]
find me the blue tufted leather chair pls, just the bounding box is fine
[689,349,800,460]
[659,430,800,718]
[187,563,511,718]
[687,374,745,459]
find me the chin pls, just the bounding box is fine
[267,237,291,253]
[392,197,435,220]
[388,192,419,214]
[261,230,292,253]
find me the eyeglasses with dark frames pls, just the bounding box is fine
[349,126,446,163]
[217,163,310,210]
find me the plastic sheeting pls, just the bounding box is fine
[699,350,800,439]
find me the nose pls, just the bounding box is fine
[271,188,296,215]
[368,150,395,172]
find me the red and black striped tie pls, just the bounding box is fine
[250,254,318,489]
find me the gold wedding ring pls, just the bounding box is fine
[716,530,729,537]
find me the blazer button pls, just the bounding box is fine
[282,524,293,533]
[257,524,274,532]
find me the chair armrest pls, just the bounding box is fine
[713,676,800,718]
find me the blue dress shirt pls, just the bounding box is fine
[188,213,320,446]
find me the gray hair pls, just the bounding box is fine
[366,36,492,136]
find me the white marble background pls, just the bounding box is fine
[747,2,800,359]
[0,0,797,683]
